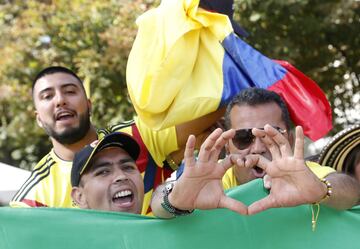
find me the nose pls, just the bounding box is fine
[249,137,267,155]
[113,169,128,184]
[55,92,67,107]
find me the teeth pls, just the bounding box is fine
[114,190,132,199]
[57,111,73,119]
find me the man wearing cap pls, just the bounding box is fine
[71,132,144,213]
[71,130,248,216]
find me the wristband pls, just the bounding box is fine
[318,178,332,203]
[161,182,194,217]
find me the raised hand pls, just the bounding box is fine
[168,128,248,215]
[236,125,327,215]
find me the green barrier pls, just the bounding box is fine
[1,180,359,249]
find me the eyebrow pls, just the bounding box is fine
[38,83,80,96]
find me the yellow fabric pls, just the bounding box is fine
[11,119,178,216]
[126,0,233,130]
[134,117,178,166]
[222,161,336,190]
[222,167,238,191]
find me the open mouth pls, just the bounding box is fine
[251,166,266,178]
[56,111,75,121]
[112,190,134,207]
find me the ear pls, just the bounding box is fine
[35,111,44,128]
[71,187,89,209]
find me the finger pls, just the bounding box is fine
[263,174,272,189]
[247,195,277,215]
[219,196,248,215]
[232,155,246,168]
[209,129,235,162]
[244,154,271,172]
[219,154,239,172]
[293,126,304,160]
[253,128,281,160]
[264,124,292,157]
[184,135,196,168]
[244,155,260,168]
[197,128,223,163]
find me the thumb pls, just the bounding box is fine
[247,195,276,215]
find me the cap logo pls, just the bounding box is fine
[90,140,99,148]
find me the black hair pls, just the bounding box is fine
[32,66,83,94]
[224,88,291,130]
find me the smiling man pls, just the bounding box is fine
[71,130,249,216]
[71,132,144,214]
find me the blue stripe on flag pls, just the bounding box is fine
[220,33,287,107]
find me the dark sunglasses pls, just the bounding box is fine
[232,126,286,150]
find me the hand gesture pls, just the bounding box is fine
[237,125,327,215]
[169,128,248,215]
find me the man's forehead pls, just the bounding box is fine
[34,72,82,93]
[230,103,285,129]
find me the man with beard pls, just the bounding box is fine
[10,66,223,214]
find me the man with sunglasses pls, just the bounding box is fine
[221,88,360,211]
[152,88,360,216]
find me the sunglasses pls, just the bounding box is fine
[232,126,286,150]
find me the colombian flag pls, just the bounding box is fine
[127,0,332,141]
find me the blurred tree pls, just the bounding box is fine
[0,0,358,169]
[234,0,360,130]
[0,0,158,169]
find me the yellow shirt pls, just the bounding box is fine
[222,161,336,190]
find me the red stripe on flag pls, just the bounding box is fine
[269,60,332,141]
[131,124,149,173]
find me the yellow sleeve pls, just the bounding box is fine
[222,167,238,190]
[306,161,336,179]
[135,117,178,166]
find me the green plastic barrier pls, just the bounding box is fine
[1,180,359,249]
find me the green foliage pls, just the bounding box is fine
[0,0,358,169]
[0,0,157,169]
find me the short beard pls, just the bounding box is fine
[43,110,91,145]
